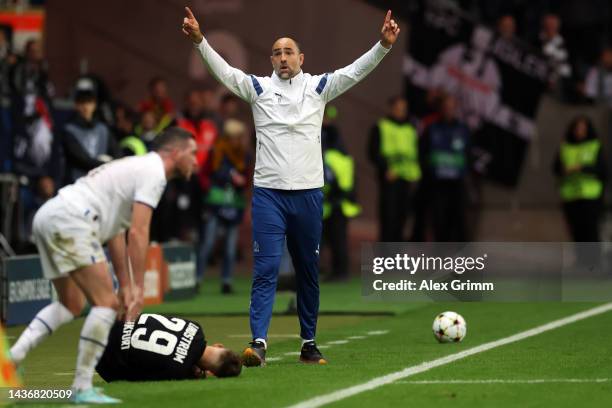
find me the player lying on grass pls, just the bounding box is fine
[96,313,242,381]
[9,128,197,403]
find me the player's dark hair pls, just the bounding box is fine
[214,349,242,378]
[151,127,193,152]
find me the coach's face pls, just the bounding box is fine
[175,139,198,179]
[271,38,303,80]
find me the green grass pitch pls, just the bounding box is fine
[4,278,612,407]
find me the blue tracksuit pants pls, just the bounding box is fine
[250,187,323,341]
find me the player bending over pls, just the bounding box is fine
[96,313,242,381]
[9,128,197,403]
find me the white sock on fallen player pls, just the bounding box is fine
[10,301,74,364]
[72,306,116,391]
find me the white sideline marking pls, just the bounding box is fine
[258,329,391,361]
[396,378,612,385]
[286,302,612,408]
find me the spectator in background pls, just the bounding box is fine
[177,90,218,173]
[583,47,612,108]
[219,94,240,121]
[553,116,606,247]
[198,119,251,294]
[539,14,571,84]
[62,84,117,185]
[115,106,146,157]
[420,95,470,242]
[368,96,421,242]
[136,110,160,147]
[138,76,175,131]
[74,75,117,126]
[321,105,360,281]
[9,38,54,175]
[1,29,15,172]
[496,14,517,40]
[0,28,16,100]
[412,90,447,241]
[9,37,57,250]
[9,38,52,105]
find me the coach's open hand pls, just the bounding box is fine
[182,6,203,44]
[380,10,400,49]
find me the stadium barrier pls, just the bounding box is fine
[0,242,197,326]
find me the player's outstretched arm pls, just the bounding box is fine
[182,6,257,103]
[321,10,400,103]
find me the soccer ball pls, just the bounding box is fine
[432,311,467,343]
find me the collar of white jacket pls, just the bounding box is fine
[271,70,304,86]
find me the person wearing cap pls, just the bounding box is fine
[62,82,118,185]
[198,119,251,294]
[182,6,399,365]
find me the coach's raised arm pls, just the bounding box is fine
[181,6,400,103]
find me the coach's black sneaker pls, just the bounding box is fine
[242,340,266,367]
[299,341,327,364]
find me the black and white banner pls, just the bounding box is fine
[369,0,551,186]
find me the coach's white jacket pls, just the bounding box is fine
[195,38,390,190]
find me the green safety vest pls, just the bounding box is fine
[119,136,147,156]
[378,118,421,182]
[205,185,246,209]
[559,139,603,201]
[323,149,361,219]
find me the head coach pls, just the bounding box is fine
[182,5,400,366]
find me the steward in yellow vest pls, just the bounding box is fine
[376,117,421,182]
[368,96,420,242]
[321,106,356,281]
[553,116,606,243]
[558,139,603,202]
[119,135,148,156]
[323,149,361,220]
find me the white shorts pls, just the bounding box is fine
[32,195,106,280]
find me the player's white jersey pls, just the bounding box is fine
[58,152,166,243]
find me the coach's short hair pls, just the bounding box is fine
[214,349,242,378]
[152,127,193,152]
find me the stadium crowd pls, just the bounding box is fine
[1,2,611,288]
